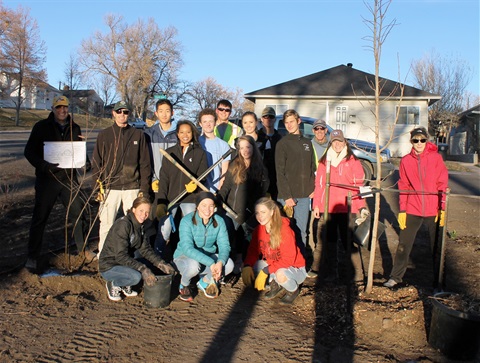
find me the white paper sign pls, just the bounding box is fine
[44,141,86,169]
[359,185,373,198]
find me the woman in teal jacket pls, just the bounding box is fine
[173,192,234,302]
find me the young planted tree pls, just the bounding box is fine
[0,4,47,126]
[362,0,402,293]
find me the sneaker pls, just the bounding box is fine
[121,286,138,297]
[197,278,218,299]
[306,270,318,278]
[106,281,122,301]
[383,278,398,288]
[265,280,284,300]
[279,288,300,305]
[178,284,193,302]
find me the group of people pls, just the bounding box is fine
[24,95,448,306]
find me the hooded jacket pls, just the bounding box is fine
[244,217,305,273]
[144,120,178,181]
[157,142,208,205]
[399,142,448,217]
[313,154,365,214]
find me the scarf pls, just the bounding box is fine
[327,145,347,168]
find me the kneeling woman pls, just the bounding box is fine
[242,198,306,305]
[173,192,234,302]
[99,197,176,301]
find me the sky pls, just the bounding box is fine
[4,0,480,104]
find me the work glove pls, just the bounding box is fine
[42,162,61,174]
[185,181,197,193]
[241,266,255,287]
[140,266,157,287]
[397,212,407,230]
[355,207,370,226]
[156,260,176,275]
[156,204,168,219]
[283,205,294,218]
[151,180,159,193]
[137,191,144,198]
[95,179,105,203]
[254,270,269,291]
[435,210,446,227]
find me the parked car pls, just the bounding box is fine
[275,115,395,182]
[128,118,147,130]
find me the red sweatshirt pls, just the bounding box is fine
[244,217,305,273]
[313,155,365,214]
[399,142,448,217]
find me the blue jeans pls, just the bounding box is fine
[101,265,142,287]
[173,254,234,287]
[271,266,307,292]
[278,197,311,247]
[154,203,195,257]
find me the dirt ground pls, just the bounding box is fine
[0,155,479,363]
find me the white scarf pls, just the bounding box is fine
[327,145,347,168]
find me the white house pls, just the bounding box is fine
[0,72,62,110]
[244,64,441,156]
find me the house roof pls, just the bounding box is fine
[63,89,102,100]
[244,64,441,105]
[458,104,480,118]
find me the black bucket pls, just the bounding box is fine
[429,292,480,360]
[143,274,173,308]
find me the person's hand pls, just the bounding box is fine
[435,210,446,227]
[140,266,157,286]
[43,162,61,174]
[313,207,321,219]
[355,207,370,226]
[157,261,176,275]
[151,180,159,193]
[397,212,407,230]
[185,181,197,193]
[156,204,168,219]
[254,270,268,291]
[241,266,254,287]
[95,179,105,202]
[210,261,223,282]
[285,198,297,208]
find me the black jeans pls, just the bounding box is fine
[390,214,438,284]
[28,177,88,259]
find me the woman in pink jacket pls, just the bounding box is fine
[384,127,448,289]
[312,129,365,282]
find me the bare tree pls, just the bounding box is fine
[63,53,84,90]
[79,14,184,118]
[186,77,246,119]
[0,4,47,126]
[362,0,401,294]
[411,50,474,137]
[89,73,117,116]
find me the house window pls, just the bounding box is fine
[267,104,288,115]
[397,106,420,125]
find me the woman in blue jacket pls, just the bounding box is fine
[173,192,234,302]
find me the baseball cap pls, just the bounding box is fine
[261,107,276,118]
[313,119,327,129]
[410,127,428,139]
[113,101,129,111]
[330,129,345,142]
[52,96,69,108]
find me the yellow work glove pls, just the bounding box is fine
[152,180,159,193]
[254,270,268,291]
[283,205,294,218]
[95,179,105,202]
[241,266,255,287]
[185,181,197,193]
[435,210,445,227]
[397,212,407,230]
[156,204,168,219]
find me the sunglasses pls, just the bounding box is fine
[217,107,231,112]
[313,126,326,131]
[412,138,427,144]
[115,109,130,115]
[262,115,275,119]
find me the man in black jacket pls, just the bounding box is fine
[24,95,94,273]
[91,101,151,254]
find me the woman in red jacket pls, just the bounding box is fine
[312,129,365,282]
[384,127,448,289]
[242,198,306,305]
